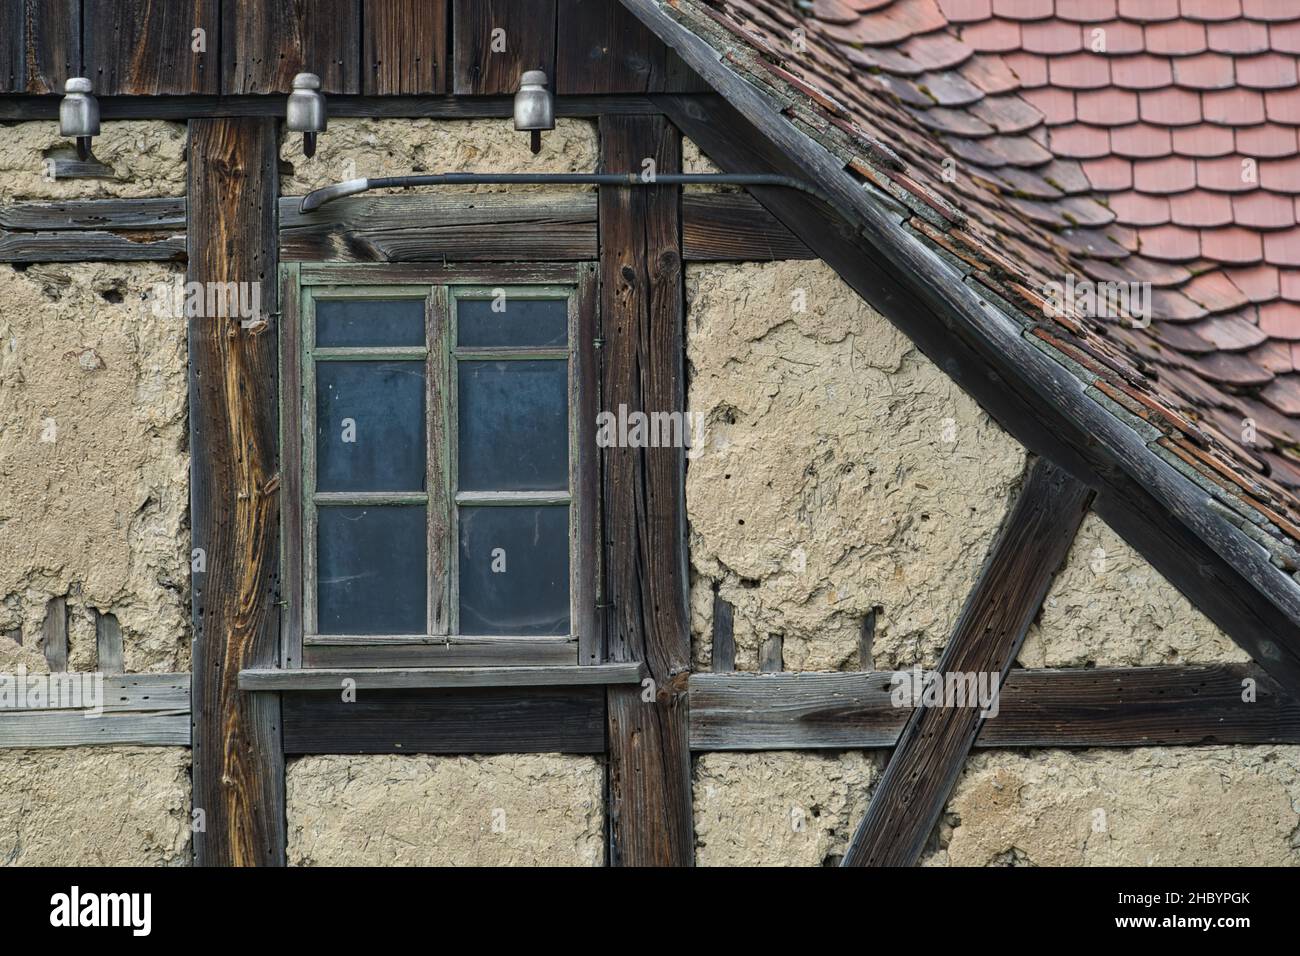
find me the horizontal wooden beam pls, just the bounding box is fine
[689,664,1300,751]
[0,197,186,230]
[0,93,665,121]
[0,673,190,749]
[281,685,607,754]
[0,229,185,262]
[279,192,807,263]
[239,663,646,691]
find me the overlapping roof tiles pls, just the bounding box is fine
[658,0,1300,570]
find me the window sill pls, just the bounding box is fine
[237,662,646,692]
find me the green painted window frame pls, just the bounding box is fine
[279,262,600,669]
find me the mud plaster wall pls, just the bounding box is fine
[0,123,189,674]
[685,258,1027,673]
[286,754,604,866]
[0,747,190,866]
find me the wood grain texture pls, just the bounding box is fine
[0,229,185,262]
[84,0,218,94]
[656,92,1300,697]
[0,197,186,230]
[682,193,813,261]
[0,673,190,749]
[452,0,556,95]
[843,459,1092,867]
[279,193,597,262]
[555,0,666,94]
[282,686,606,754]
[1,1,79,93]
[220,0,361,93]
[239,663,645,691]
[600,114,693,866]
[690,665,1300,750]
[187,117,285,867]
[364,0,446,94]
[94,611,124,674]
[711,588,734,671]
[40,596,67,672]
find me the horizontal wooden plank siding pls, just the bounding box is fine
[282,686,606,754]
[84,0,218,94]
[0,197,186,230]
[682,193,813,261]
[221,0,361,93]
[690,665,1300,750]
[452,0,556,95]
[0,230,185,262]
[239,663,645,691]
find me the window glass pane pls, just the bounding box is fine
[458,360,567,491]
[457,296,567,348]
[458,505,569,635]
[317,361,425,492]
[318,505,426,634]
[316,298,425,348]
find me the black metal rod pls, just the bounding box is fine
[298,171,831,213]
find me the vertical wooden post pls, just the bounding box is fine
[599,114,693,866]
[188,117,286,867]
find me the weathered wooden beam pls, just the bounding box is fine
[40,596,67,672]
[278,192,805,263]
[188,116,285,868]
[221,0,361,94]
[239,663,646,691]
[94,611,124,675]
[759,634,783,673]
[0,0,78,94]
[842,459,1091,867]
[682,193,813,261]
[690,664,1300,750]
[655,92,1300,698]
[711,588,734,672]
[0,93,667,120]
[281,686,606,755]
[453,0,557,96]
[600,114,693,867]
[556,0,668,94]
[0,674,190,749]
[0,229,185,262]
[0,197,186,230]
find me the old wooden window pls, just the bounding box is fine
[281,264,599,670]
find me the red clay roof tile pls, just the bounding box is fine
[1146,20,1208,56]
[1260,156,1300,190]
[1134,155,1198,191]
[1200,224,1266,263]
[1194,312,1269,351]
[1264,88,1300,122]
[1019,85,1075,123]
[1198,155,1258,191]
[1141,223,1203,260]
[1279,269,1300,299]
[957,17,1022,51]
[1183,269,1251,310]
[1242,0,1300,23]
[1112,53,1176,89]
[1261,300,1300,339]
[1235,53,1300,90]
[1227,264,1281,301]
[1001,50,1050,85]
[1140,87,1204,124]
[1170,189,1235,226]
[1076,87,1137,124]
[1265,226,1300,265]
[1233,190,1297,229]
[1111,122,1174,158]
[1050,122,1112,158]
[1262,374,1300,415]
[1236,123,1299,157]
[898,30,976,70]
[937,0,993,23]
[1092,19,1146,54]
[1203,87,1267,123]
[1112,190,1172,225]
[1022,19,1083,53]
[1272,21,1300,55]
[959,52,1023,91]
[1050,51,1112,88]
[1057,0,1118,23]
[1250,339,1294,372]
[1118,0,1180,22]
[1173,52,1237,89]
[991,0,1052,18]
[1208,19,1271,54]
[1172,124,1236,156]
[1181,0,1244,23]
[1082,155,1135,189]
